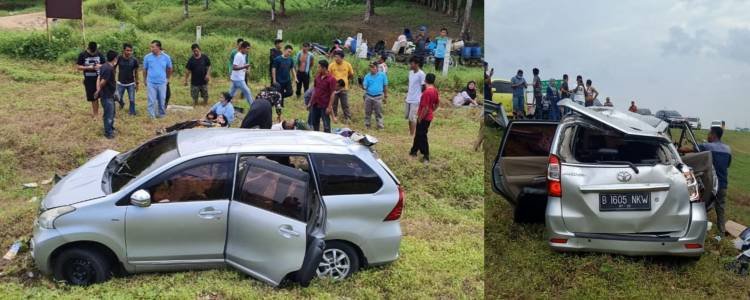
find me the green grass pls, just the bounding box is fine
[484,123,750,299]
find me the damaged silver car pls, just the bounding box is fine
[493,99,716,257]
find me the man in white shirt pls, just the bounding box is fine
[405,56,426,136]
[229,41,253,107]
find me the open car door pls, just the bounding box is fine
[667,121,718,208]
[492,120,558,222]
[226,157,325,287]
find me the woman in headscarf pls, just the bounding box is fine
[452,80,479,107]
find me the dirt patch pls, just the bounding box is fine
[0,12,47,30]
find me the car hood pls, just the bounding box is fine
[42,150,119,210]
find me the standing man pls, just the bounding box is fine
[532,68,542,119]
[94,51,118,139]
[604,97,614,107]
[546,79,561,121]
[377,55,389,74]
[229,41,253,107]
[406,56,426,136]
[308,60,337,133]
[328,51,354,123]
[510,69,527,119]
[272,45,296,116]
[628,101,638,112]
[116,43,139,115]
[680,127,732,236]
[434,28,449,71]
[585,79,599,107]
[228,38,244,77]
[185,43,212,106]
[410,73,439,164]
[484,65,494,101]
[269,39,283,82]
[143,40,173,119]
[362,62,389,130]
[295,42,314,98]
[560,74,570,99]
[77,42,105,117]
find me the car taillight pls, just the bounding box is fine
[550,238,568,244]
[684,243,702,249]
[548,155,562,197]
[679,164,701,202]
[384,186,404,221]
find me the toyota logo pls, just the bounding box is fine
[617,171,633,182]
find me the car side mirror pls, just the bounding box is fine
[130,189,151,207]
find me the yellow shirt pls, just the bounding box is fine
[328,60,354,89]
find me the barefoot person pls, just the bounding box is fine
[410,73,439,164]
[405,56,426,136]
[116,43,139,115]
[94,50,118,139]
[77,42,105,117]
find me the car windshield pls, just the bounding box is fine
[492,81,513,93]
[666,111,681,117]
[559,123,676,165]
[108,133,180,193]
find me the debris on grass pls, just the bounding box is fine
[2,241,22,261]
[22,182,38,189]
[725,220,746,238]
[27,197,38,203]
[40,178,53,185]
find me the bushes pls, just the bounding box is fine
[0,27,78,61]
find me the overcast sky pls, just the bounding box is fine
[485,0,750,128]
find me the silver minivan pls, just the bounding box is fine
[31,129,403,286]
[493,99,713,257]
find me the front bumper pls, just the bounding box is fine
[30,222,66,275]
[546,198,707,257]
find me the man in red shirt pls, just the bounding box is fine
[410,73,439,164]
[308,60,337,132]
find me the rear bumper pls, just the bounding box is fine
[360,221,401,265]
[546,198,707,257]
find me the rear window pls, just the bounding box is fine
[501,123,557,157]
[311,154,383,195]
[559,124,676,165]
[492,81,513,94]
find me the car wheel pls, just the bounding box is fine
[316,241,360,280]
[53,248,112,286]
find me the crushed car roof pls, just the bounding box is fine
[558,99,668,138]
[176,128,357,156]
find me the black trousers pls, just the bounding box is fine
[410,119,431,160]
[296,71,310,96]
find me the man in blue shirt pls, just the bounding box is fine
[143,40,173,118]
[210,92,235,125]
[362,62,388,129]
[433,27,449,72]
[510,69,527,119]
[272,45,296,119]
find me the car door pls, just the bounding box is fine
[492,120,558,221]
[225,156,325,286]
[125,154,234,264]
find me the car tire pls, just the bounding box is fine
[52,247,112,286]
[316,241,360,280]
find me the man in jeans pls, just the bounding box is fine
[405,56,426,136]
[362,62,388,130]
[94,51,118,139]
[185,43,212,105]
[308,60,337,132]
[143,40,173,118]
[269,39,283,82]
[229,41,253,107]
[116,43,139,115]
[295,42,314,98]
[510,69,527,119]
[328,51,354,123]
[272,45,296,120]
[410,73,439,164]
[76,42,105,117]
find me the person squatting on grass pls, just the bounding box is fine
[406,56,426,136]
[76,41,105,117]
[229,41,253,107]
[410,73,439,164]
[240,88,275,129]
[295,42,315,99]
[308,60,337,133]
[362,62,389,130]
[116,43,139,115]
[184,43,212,106]
[329,51,355,124]
[94,50,118,139]
[210,92,236,125]
[272,44,296,119]
[143,40,173,118]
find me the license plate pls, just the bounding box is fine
[599,192,651,211]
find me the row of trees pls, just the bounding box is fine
[182,0,475,40]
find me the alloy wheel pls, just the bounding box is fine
[316,248,351,280]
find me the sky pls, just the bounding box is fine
[485,0,750,128]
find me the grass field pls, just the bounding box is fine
[0,1,484,298]
[484,123,750,299]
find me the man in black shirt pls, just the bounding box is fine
[77,42,105,117]
[117,43,140,115]
[95,51,119,139]
[184,43,212,105]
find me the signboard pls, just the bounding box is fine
[45,0,83,19]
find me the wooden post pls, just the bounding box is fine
[80,5,86,45]
[46,17,50,42]
[442,38,452,76]
[196,26,202,43]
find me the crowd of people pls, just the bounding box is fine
[76,33,454,163]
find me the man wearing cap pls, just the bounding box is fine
[209,92,236,125]
[362,62,389,130]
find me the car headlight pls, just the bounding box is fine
[38,206,75,229]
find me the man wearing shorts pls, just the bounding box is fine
[405,56,426,136]
[77,42,105,117]
[185,43,212,105]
